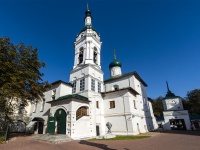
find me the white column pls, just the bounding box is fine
[83,46,86,64]
[97,53,100,66]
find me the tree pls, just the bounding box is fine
[187,89,200,114]
[182,98,191,112]
[0,37,49,116]
[152,96,164,117]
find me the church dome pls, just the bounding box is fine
[109,59,122,69]
[85,9,91,17]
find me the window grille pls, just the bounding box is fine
[80,78,85,91]
[72,81,76,93]
[91,79,95,91]
[98,82,101,93]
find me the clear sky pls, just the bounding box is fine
[0,0,200,99]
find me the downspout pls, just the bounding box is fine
[122,96,128,135]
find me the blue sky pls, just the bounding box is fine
[0,0,200,99]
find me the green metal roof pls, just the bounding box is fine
[80,25,97,33]
[57,94,89,101]
[109,58,122,69]
[47,94,90,103]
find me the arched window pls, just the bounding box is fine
[79,47,84,64]
[76,106,88,120]
[93,47,97,64]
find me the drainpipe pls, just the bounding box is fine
[122,96,128,135]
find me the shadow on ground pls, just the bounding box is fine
[160,130,200,136]
[79,140,117,150]
[8,133,32,139]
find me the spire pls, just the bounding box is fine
[85,3,92,18]
[165,81,176,98]
[84,2,92,26]
[166,81,170,92]
[114,49,116,60]
[86,2,89,10]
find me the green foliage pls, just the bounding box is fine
[0,37,49,116]
[182,99,191,112]
[0,136,5,143]
[151,96,164,117]
[187,89,200,114]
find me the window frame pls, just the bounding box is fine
[91,79,95,91]
[76,106,88,120]
[98,82,101,93]
[72,80,76,93]
[80,78,85,92]
[110,101,115,109]
[133,100,137,109]
[96,101,99,108]
[40,98,45,112]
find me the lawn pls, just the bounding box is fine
[90,135,150,141]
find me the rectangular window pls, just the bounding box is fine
[33,103,37,113]
[52,89,56,100]
[72,81,76,93]
[40,98,45,112]
[110,101,115,109]
[96,101,99,108]
[98,82,101,93]
[91,79,95,91]
[133,100,137,109]
[80,78,85,92]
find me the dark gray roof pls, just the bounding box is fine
[104,71,147,87]
[101,87,140,97]
[51,80,72,87]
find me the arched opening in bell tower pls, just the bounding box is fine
[79,47,84,64]
[93,47,97,64]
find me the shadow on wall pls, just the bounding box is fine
[79,140,117,150]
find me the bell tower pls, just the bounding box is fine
[70,4,104,95]
[73,4,102,69]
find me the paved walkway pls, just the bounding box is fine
[0,131,200,150]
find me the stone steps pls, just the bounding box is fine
[32,134,72,143]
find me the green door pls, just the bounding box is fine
[47,116,55,134]
[55,109,66,134]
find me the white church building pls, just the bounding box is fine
[162,82,190,130]
[29,6,158,139]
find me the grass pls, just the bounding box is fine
[89,135,150,141]
[0,136,5,144]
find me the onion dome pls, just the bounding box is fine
[109,58,122,69]
[85,9,91,18]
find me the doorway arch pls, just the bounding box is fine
[54,109,66,134]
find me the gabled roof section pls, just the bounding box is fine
[104,71,147,87]
[51,80,72,87]
[47,94,90,103]
[101,87,140,97]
